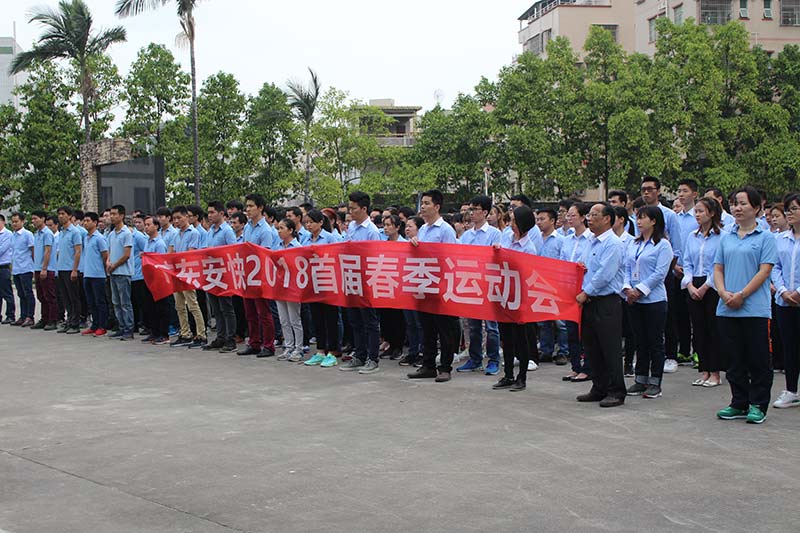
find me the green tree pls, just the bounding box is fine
[773,45,800,133]
[159,114,194,205]
[120,43,190,154]
[286,68,321,203]
[116,0,204,204]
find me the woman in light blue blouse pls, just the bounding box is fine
[623,206,673,399]
[714,186,777,424]
[304,210,341,368]
[275,218,304,363]
[378,215,408,360]
[682,198,724,387]
[771,193,800,409]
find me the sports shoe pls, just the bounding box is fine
[554,354,568,366]
[773,390,800,409]
[92,328,107,337]
[304,353,326,366]
[30,321,46,330]
[257,347,275,358]
[358,360,380,374]
[339,358,365,372]
[493,377,514,389]
[676,352,694,365]
[219,343,237,353]
[65,327,80,334]
[643,384,662,398]
[237,345,260,356]
[302,345,310,354]
[485,361,500,375]
[746,405,767,424]
[717,406,748,420]
[168,326,179,337]
[626,383,647,396]
[170,336,193,347]
[456,360,482,372]
[188,338,206,349]
[321,354,338,367]
[624,365,634,377]
[288,351,304,363]
[43,322,58,331]
[151,336,170,345]
[663,359,678,373]
[141,335,156,343]
[527,360,538,371]
[202,340,225,351]
[119,332,134,341]
[81,328,96,336]
[276,349,292,361]
[108,330,123,339]
[510,380,526,392]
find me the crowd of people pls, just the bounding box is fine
[1,178,798,424]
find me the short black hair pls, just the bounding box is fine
[171,205,189,216]
[207,200,225,213]
[348,191,371,210]
[611,206,629,223]
[608,190,628,204]
[133,213,146,221]
[187,205,204,218]
[732,186,763,213]
[598,202,616,228]
[536,208,557,221]
[510,194,532,207]
[421,189,444,208]
[0,214,5,222]
[31,210,47,219]
[677,178,698,193]
[572,202,590,217]
[46,215,58,225]
[558,199,575,210]
[73,209,84,220]
[244,193,265,209]
[299,202,314,212]
[83,211,100,223]
[226,200,244,211]
[469,195,492,213]
[288,206,303,218]
[11,212,25,221]
[636,205,665,244]
[398,206,416,218]
[642,176,661,189]
[231,212,247,225]
[57,206,73,216]
[156,206,172,218]
[110,204,126,216]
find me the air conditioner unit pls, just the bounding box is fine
[763,8,772,18]
[739,8,749,18]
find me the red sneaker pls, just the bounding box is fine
[81,328,96,335]
[93,328,107,337]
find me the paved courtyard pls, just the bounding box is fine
[0,325,798,532]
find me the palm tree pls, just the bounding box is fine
[287,68,321,203]
[115,0,202,204]
[10,0,127,146]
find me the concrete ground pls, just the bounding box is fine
[0,326,798,533]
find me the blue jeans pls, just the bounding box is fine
[83,277,107,330]
[403,310,423,357]
[348,307,380,362]
[0,266,14,320]
[537,320,568,356]
[468,319,500,364]
[110,275,134,334]
[13,272,34,319]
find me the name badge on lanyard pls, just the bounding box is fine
[632,240,648,282]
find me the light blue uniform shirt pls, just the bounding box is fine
[771,230,800,307]
[297,226,312,245]
[174,225,200,253]
[82,231,109,279]
[676,208,699,263]
[280,238,302,249]
[418,217,457,244]
[206,222,236,248]
[193,224,208,249]
[56,224,82,271]
[12,228,35,274]
[721,211,735,231]
[538,231,564,260]
[160,225,178,250]
[0,227,12,265]
[75,224,88,273]
[623,237,673,304]
[581,229,625,297]
[243,218,273,248]
[144,235,167,255]
[33,227,55,271]
[308,229,339,245]
[346,218,382,242]
[504,232,538,256]
[559,229,592,263]
[108,225,134,276]
[502,224,543,251]
[658,204,683,261]
[681,229,722,290]
[131,230,148,282]
[50,232,59,272]
[462,222,502,247]
[714,224,777,318]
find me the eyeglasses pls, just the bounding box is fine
[640,186,657,193]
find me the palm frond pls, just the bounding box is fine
[88,26,127,55]
[286,67,321,126]
[115,0,169,17]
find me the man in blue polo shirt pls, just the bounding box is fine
[30,211,58,330]
[169,205,207,349]
[0,214,14,324]
[107,205,135,340]
[130,213,149,335]
[81,212,109,336]
[141,215,170,344]
[203,200,238,353]
[10,213,35,327]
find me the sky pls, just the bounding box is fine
[3,0,530,111]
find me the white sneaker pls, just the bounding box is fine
[773,390,800,409]
[663,359,678,373]
[453,350,469,364]
[527,360,538,371]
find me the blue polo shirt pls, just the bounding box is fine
[280,238,302,250]
[131,229,148,282]
[503,233,538,255]
[74,224,88,273]
[772,230,800,308]
[50,232,59,272]
[206,222,236,248]
[346,218,382,242]
[56,224,82,271]
[676,208,699,262]
[108,225,134,276]
[461,222,502,247]
[145,235,167,254]
[82,231,109,279]
[0,227,12,265]
[12,228,35,274]
[714,224,777,318]
[160,225,179,250]
[193,224,208,249]
[33,226,55,271]
[297,226,312,245]
[308,229,339,245]
[581,229,624,297]
[417,217,457,244]
[538,231,564,260]
[174,225,200,252]
[244,217,273,249]
[623,238,673,304]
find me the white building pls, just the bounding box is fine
[0,37,27,110]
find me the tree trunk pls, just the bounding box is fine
[190,34,201,205]
[304,125,311,203]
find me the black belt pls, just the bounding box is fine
[0,264,10,269]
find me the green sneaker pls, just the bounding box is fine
[320,354,338,367]
[746,405,767,424]
[717,406,748,420]
[304,353,326,366]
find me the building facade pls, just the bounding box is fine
[0,37,27,110]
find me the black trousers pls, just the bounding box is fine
[686,278,724,372]
[775,306,800,394]
[56,271,82,328]
[207,294,236,344]
[582,295,625,399]
[629,301,668,385]
[665,272,692,358]
[771,301,784,371]
[499,322,538,383]
[301,303,314,345]
[310,302,341,353]
[718,317,773,412]
[232,295,247,338]
[379,308,406,352]
[131,280,147,331]
[141,286,169,338]
[420,311,460,373]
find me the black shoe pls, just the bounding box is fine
[435,371,451,383]
[539,353,553,363]
[624,365,634,377]
[65,327,80,334]
[398,355,417,366]
[30,321,46,330]
[627,383,647,396]
[599,396,625,408]
[407,367,437,379]
[493,377,515,389]
[510,380,526,392]
[219,343,237,353]
[237,345,260,356]
[388,348,403,360]
[170,336,193,347]
[57,325,69,333]
[43,322,58,331]
[1,317,14,325]
[141,335,156,343]
[554,354,568,366]
[188,338,206,349]
[202,340,225,351]
[257,347,275,358]
[576,393,604,403]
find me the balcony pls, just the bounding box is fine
[519,0,612,26]
[376,134,417,147]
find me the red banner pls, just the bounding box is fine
[141,241,585,324]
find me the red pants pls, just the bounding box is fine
[36,271,58,323]
[243,297,275,350]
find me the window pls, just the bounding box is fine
[542,29,552,48]
[700,0,733,24]
[783,0,800,25]
[765,0,773,18]
[739,0,749,17]
[648,17,661,42]
[673,4,685,24]
[593,24,618,42]
[525,33,543,55]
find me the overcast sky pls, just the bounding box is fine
[4,0,529,111]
